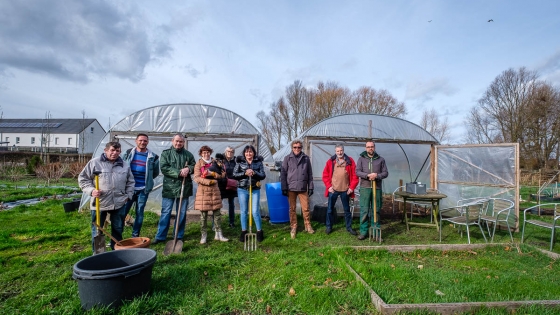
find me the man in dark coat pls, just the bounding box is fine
[153,134,196,243]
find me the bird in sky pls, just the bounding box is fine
[488,19,494,22]
[428,20,432,22]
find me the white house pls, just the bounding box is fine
[0,118,105,154]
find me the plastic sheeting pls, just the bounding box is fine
[272,114,439,211]
[87,104,274,213]
[436,144,518,209]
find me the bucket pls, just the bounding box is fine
[63,200,81,212]
[115,237,151,250]
[73,248,157,310]
[265,182,290,224]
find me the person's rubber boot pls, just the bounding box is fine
[290,228,297,239]
[257,230,264,242]
[214,231,229,242]
[200,230,207,244]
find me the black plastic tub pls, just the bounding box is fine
[63,200,81,212]
[72,248,157,310]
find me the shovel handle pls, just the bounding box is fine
[372,180,377,224]
[95,223,122,245]
[248,176,252,232]
[94,174,101,229]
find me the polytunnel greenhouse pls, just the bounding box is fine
[89,103,274,212]
[272,113,519,217]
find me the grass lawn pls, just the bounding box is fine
[0,197,559,314]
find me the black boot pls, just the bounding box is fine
[257,230,264,242]
[239,230,247,242]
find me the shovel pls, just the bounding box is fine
[93,171,106,254]
[163,176,186,255]
[369,180,382,242]
[244,176,257,251]
[95,223,122,246]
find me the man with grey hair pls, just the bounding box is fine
[281,139,314,239]
[79,141,135,252]
[153,134,196,244]
[321,144,359,235]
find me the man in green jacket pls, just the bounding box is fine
[153,134,196,243]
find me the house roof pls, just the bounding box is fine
[0,118,102,134]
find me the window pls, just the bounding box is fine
[16,137,20,144]
[55,137,59,145]
[68,138,72,145]
[91,127,94,133]
[31,137,35,144]
[5,137,8,142]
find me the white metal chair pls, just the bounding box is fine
[478,198,515,242]
[521,203,560,251]
[439,201,487,244]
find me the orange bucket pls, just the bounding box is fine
[115,237,151,250]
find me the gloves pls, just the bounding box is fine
[308,189,313,196]
[282,190,288,196]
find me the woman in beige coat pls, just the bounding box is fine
[194,145,228,243]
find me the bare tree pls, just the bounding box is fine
[420,108,450,143]
[465,67,560,169]
[35,162,69,186]
[257,80,408,153]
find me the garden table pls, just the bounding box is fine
[394,191,447,231]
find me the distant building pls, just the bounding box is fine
[0,118,105,154]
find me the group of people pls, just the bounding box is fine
[280,140,388,240]
[78,133,387,254]
[78,133,266,253]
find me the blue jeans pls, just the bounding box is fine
[238,188,262,231]
[91,205,126,252]
[327,191,352,230]
[155,197,189,241]
[123,190,149,237]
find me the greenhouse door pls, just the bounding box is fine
[434,143,519,229]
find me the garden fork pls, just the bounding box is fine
[369,180,382,242]
[245,176,257,251]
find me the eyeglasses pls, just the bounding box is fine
[292,146,302,149]
[226,150,234,153]
[366,146,375,148]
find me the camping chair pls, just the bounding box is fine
[439,201,487,244]
[478,198,515,242]
[521,203,560,251]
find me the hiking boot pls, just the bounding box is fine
[325,227,332,235]
[257,230,264,242]
[239,230,247,242]
[305,225,315,234]
[347,229,357,235]
[290,228,297,239]
[357,234,367,240]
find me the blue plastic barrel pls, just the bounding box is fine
[265,182,290,224]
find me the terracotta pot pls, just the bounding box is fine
[115,237,151,250]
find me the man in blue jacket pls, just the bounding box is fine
[122,133,160,238]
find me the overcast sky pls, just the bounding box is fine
[1,0,559,144]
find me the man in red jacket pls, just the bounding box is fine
[322,144,359,235]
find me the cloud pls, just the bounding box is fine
[535,49,560,76]
[182,64,206,78]
[405,77,458,102]
[0,0,187,83]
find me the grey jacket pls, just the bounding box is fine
[355,151,389,189]
[122,148,160,193]
[78,154,135,211]
[280,152,314,192]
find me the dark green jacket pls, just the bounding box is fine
[160,146,196,198]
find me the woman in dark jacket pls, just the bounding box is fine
[217,146,238,227]
[233,145,266,242]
